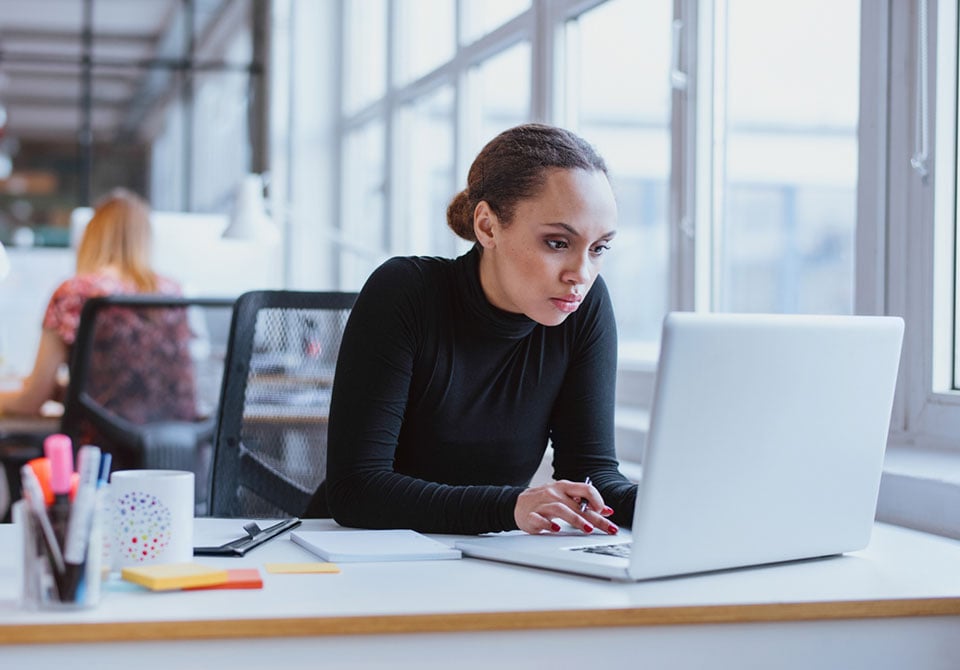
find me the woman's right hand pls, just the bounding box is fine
[514,479,618,535]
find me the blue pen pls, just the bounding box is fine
[97,452,112,488]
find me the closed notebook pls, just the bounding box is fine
[121,563,229,591]
[291,529,461,562]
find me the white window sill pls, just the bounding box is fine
[611,411,960,541]
[877,443,960,540]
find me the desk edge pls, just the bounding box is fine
[3,597,960,645]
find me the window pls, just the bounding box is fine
[395,87,456,256]
[557,0,861,363]
[460,0,530,44]
[712,0,859,315]
[394,0,455,85]
[562,0,672,352]
[904,0,960,441]
[330,0,535,290]
[273,0,960,500]
[343,0,387,114]
[466,42,532,159]
[286,0,865,363]
[341,121,387,287]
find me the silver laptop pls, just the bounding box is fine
[455,312,904,581]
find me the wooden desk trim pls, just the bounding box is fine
[3,597,960,645]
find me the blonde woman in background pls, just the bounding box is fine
[0,189,185,420]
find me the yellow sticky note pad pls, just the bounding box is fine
[264,562,340,574]
[121,563,229,591]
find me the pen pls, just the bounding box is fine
[579,476,592,514]
[62,445,101,602]
[21,465,66,580]
[97,452,112,488]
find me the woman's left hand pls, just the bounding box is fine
[514,479,618,535]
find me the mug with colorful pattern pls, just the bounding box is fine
[108,470,194,570]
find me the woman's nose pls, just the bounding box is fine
[562,252,591,286]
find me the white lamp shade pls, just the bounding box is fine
[0,240,10,282]
[222,174,280,244]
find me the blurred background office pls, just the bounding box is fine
[0,1,957,535]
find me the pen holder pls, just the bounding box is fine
[14,496,104,610]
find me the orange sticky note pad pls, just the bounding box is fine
[185,568,264,590]
[264,562,340,574]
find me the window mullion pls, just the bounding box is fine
[672,0,698,312]
[691,0,719,312]
[855,0,891,319]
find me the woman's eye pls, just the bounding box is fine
[546,239,569,250]
[591,244,611,255]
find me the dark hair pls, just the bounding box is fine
[446,123,608,242]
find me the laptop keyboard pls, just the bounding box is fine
[570,542,633,558]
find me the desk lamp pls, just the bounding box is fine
[222,174,280,244]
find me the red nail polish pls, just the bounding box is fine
[551,522,561,532]
[583,523,594,533]
[602,506,614,516]
[608,524,619,535]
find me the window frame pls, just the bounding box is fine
[885,0,960,452]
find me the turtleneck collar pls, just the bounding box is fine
[455,245,538,340]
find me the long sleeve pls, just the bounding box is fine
[548,278,637,527]
[324,258,523,534]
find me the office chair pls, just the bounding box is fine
[208,290,357,518]
[60,295,235,509]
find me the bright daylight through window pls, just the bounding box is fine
[331,0,860,365]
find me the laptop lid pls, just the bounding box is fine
[456,312,904,581]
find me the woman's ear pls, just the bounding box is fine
[473,201,497,249]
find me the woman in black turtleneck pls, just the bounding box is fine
[306,123,637,536]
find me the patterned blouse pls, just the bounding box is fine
[43,272,182,346]
[43,271,198,463]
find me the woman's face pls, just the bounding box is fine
[475,168,618,327]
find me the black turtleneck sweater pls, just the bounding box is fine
[312,246,636,534]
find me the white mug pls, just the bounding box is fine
[108,470,194,569]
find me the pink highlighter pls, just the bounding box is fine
[43,434,74,550]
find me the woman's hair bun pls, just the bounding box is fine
[446,189,476,242]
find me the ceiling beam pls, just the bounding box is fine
[0,29,156,45]
[0,49,254,71]
[1,94,126,108]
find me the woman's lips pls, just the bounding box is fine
[550,296,583,313]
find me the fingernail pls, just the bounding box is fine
[551,522,561,532]
[602,506,614,516]
[607,524,619,535]
[583,523,594,533]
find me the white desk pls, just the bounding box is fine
[1,519,959,669]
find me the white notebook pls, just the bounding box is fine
[291,529,462,562]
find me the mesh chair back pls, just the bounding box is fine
[209,290,357,518]
[61,296,235,499]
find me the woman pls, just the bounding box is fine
[311,123,637,535]
[0,189,187,423]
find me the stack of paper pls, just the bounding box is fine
[290,529,461,562]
